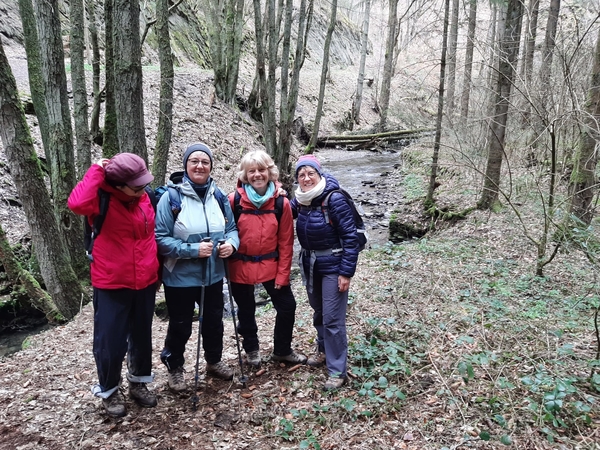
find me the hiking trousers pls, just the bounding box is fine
[230,280,297,356]
[306,272,348,378]
[92,284,156,398]
[161,281,225,370]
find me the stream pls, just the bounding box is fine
[312,147,402,247]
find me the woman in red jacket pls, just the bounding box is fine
[68,153,158,418]
[228,150,306,367]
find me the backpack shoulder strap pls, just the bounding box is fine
[145,185,157,212]
[233,190,242,223]
[274,195,284,224]
[167,186,182,219]
[93,188,111,235]
[213,188,228,221]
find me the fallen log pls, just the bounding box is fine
[316,127,434,149]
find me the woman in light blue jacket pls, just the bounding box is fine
[155,143,239,393]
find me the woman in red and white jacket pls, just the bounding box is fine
[227,150,306,368]
[68,153,158,418]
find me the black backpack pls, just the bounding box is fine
[320,188,368,252]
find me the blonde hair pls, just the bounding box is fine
[237,150,279,183]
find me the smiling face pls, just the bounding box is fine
[185,151,211,185]
[246,163,270,195]
[297,166,321,192]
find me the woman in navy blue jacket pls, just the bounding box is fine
[291,155,360,391]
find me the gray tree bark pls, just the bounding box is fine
[205,0,245,104]
[520,0,539,121]
[32,0,87,279]
[70,0,92,177]
[478,0,524,210]
[378,0,399,131]
[113,0,147,161]
[445,0,459,115]
[568,27,600,225]
[87,0,101,143]
[152,0,174,187]
[17,0,50,161]
[426,0,450,204]
[459,0,477,120]
[0,37,84,320]
[307,0,337,151]
[352,0,372,128]
[103,0,119,157]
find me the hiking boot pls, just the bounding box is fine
[102,390,126,418]
[167,366,187,393]
[129,382,158,408]
[307,349,326,367]
[206,361,234,380]
[323,376,346,391]
[246,350,261,368]
[271,350,307,364]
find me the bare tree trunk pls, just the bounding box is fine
[568,27,600,225]
[459,0,477,120]
[152,0,174,187]
[520,0,539,121]
[277,0,313,175]
[352,0,371,128]
[205,0,245,104]
[530,0,560,149]
[378,0,399,131]
[478,0,524,210]
[307,0,337,151]
[87,0,102,145]
[113,0,147,161]
[0,37,84,320]
[103,0,119,157]
[445,0,459,115]
[33,0,88,279]
[70,0,92,177]
[17,0,50,161]
[426,0,450,204]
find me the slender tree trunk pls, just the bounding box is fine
[478,0,524,210]
[152,0,174,187]
[445,0,459,115]
[460,0,477,120]
[265,0,278,154]
[352,0,371,128]
[17,0,50,162]
[568,27,600,224]
[0,37,84,320]
[530,0,561,149]
[87,0,102,144]
[426,0,450,204]
[103,0,119,157]
[278,0,313,175]
[307,0,337,151]
[70,0,91,177]
[378,0,399,131]
[113,0,147,161]
[520,0,539,121]
[33,0,88,279]
[276,0,294,170]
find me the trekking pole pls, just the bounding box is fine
[219,239,248,385]
[192,237,212,411]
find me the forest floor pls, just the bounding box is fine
[1,23,600,450]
